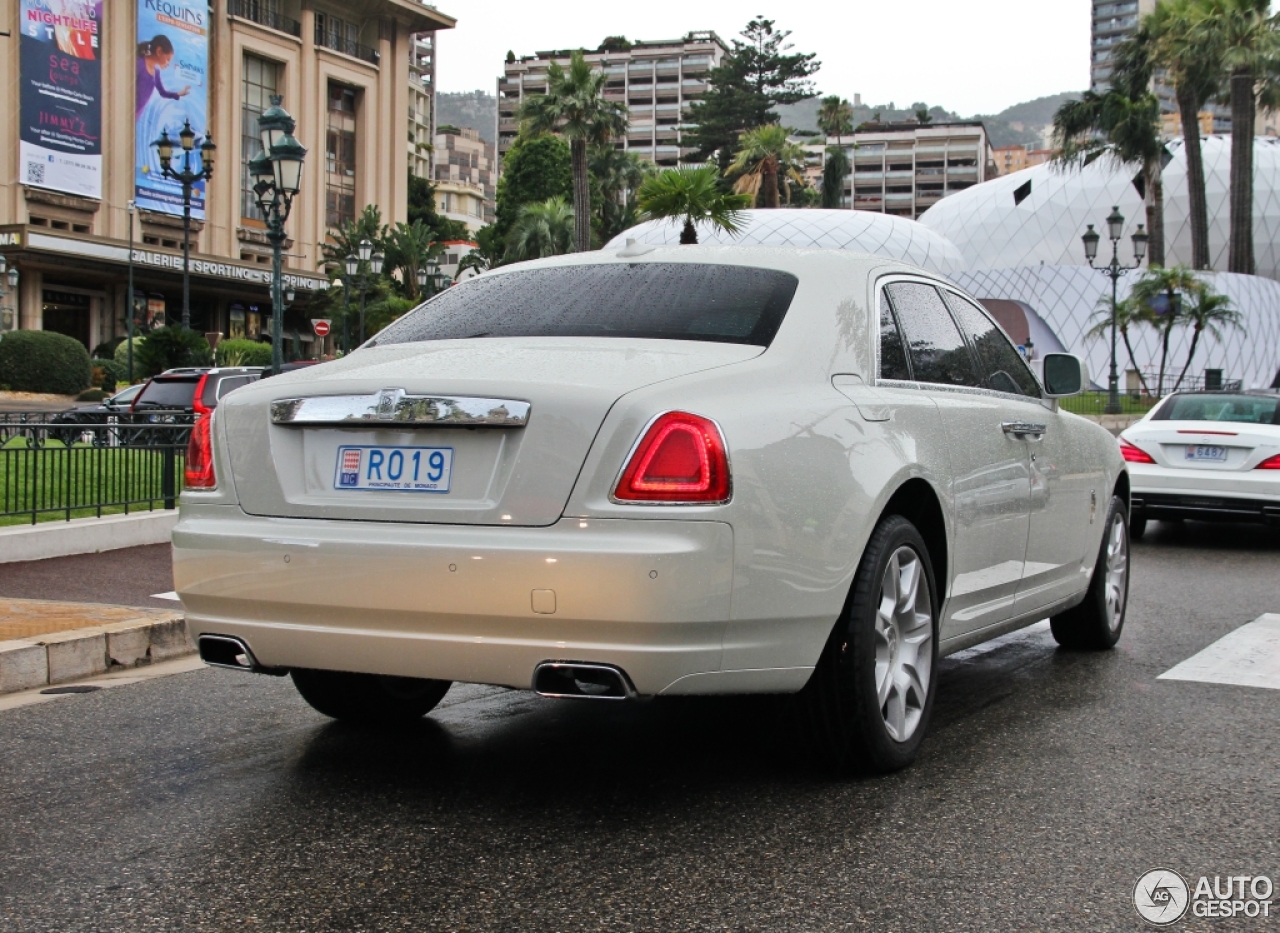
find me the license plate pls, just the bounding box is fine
[1185,445,1227,462]
[334,445,453,492]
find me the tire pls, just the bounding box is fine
[290,668,451,723]
[1050,495,1130,650]
[1129,513,1147,541]
[802,515,939,773]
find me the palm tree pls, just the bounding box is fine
[636,166,752,244]
[1171,286,1241,390]
[817,96,854,211]
[382,220,444,301]
[1147,0,1220,269]
[1192,0,1278,274]
[590,147,653,244]
[1087,294,1154,396]
[728,125,807,208]
[817,96,854,148]
[1128,265,1204,397]
[1053,37,1168,265]
[821,146,851,209]
[519,50,629,253]
[505,197,574,261]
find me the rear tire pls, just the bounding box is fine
[1129,513,1147,541]
[801,515,939,773]
[1050,495,1129,650]
[291,668,451,723]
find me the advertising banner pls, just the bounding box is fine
[18,1,104,200]
[134,0,209,218]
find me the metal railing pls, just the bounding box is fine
[229,0,302,37]
[315,25,379,65]
[1,413,195,525]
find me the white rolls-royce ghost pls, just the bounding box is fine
[174,245,1129,772]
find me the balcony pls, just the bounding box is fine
[230,0,301,36]
[315,25,378,64]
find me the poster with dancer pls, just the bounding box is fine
[19,0,104,199]
[134,0,208,218]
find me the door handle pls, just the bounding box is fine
[1001,421,1046,438]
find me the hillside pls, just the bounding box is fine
[436,91,498,143]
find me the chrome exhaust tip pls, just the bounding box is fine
[532,661,635,700]
[197,635,286,676]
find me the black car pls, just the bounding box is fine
[131,366,265,415]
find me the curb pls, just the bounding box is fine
[0,613,194,695]
[0,511,179,564]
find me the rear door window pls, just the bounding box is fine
[942,292,1041,397]
[878,289,912,381]
[885,283,982,388]
[369,263,800,348]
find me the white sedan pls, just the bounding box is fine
[174,246,1129,772]
[1119,390,1280,538]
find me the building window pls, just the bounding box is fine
[326,84,358,230]
[241,54,282,221]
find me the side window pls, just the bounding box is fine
[878,288,912,381]
[216,376,253,400]
[885,282,981,388]
[943,293,1041,398]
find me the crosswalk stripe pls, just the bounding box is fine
[1158,614,1280,691]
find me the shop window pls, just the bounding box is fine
[326,83,358,229]
[241,54,283,222]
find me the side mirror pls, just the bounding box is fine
[1041,353,1088,398]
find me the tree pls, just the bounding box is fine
[492,133,573,246]
[817,95,854,146]
[1127,266,1204,397]
[519,50,629,252]
[817,96,854,210]
[636,165,752,244]
[321,204,384,269]
[914,105,933,125]
[1147,0,1220,269]
[728,125,808,208]
[821,146,850,209]
[383,220,446,301]
[505,197,574,261]
[1172,284,1241,390]
[590,147,654,244]
[1087,294,1154,396]
[407,173,469,241]
[1193,0,1278,274]
[1052,36,1169,265]
[684,19,820,169]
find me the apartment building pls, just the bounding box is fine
[836,123,995,220]
[409,32,437,179]
[497,32,727,168]
[433,127,496,231]
[1,0,454,349]
[993,145,1054,176]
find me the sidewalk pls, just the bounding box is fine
[0,598,192,695]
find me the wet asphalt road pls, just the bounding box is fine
[1,523,1278,932]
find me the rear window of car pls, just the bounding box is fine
[368,263,800,348]
[133,378,197,409]
[1153,394,1280,425]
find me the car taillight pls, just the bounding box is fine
[184,414,217,490]
[193,373,212,416]
[1256,453,1280,470]
[613,411,731,503]
[1119,438,1155,464]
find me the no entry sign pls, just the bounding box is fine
[312,319,331,337]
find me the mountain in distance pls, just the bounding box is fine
[435,91,498,144]
[774,91,1081,149]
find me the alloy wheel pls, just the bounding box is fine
[874,546,934,742]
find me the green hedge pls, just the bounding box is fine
[215,338,273,367]
[91,359,131,392]
[114,337,147,368]
[133,326,212,378]
[0,330,93,395]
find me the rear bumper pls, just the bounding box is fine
[1131,492,1280,524]
[172,504,735,695]
[1129,465,1280,524]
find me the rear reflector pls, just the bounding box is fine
[184,414,217,489]
[613,411,731,503]
[1119,438,1156,464]
[1256,453,1280,470]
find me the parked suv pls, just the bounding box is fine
[131,367,265,414]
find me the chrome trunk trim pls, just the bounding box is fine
[270,391,531,427]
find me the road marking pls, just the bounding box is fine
[150,591,181,601]
[1159,614,1280,691]
[0,656,205,713]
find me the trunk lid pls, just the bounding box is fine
[1125,420,1280,471]
[220,338,761,525]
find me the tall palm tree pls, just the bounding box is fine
[1128,265,1204,397]
[1088,294,1155,396]
[817,96,854,148]
[519,51,629,253]
[505,197,574,261]
[382,220,444,301]
[590,147,653,244]
[1171,286,1241,390]
[1193,0,1278,274]
[1053,36,1168,265]
[728,125,807,208]
[817,96,854,211]
[636,166,752,244]
[1148,0,1220,269]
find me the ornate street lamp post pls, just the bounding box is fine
[154,120,216,329]
[0,255,18,342]
[1083,206,1148,414]
[248,96,306,376]
[345,238,383,347]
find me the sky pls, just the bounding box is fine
[433,0,1093,117]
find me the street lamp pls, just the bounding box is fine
[154,120,215,330]
[345,240,383,348]
[251,96,306,375]
[1083,206,1148,414]
[0,255,17,339]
